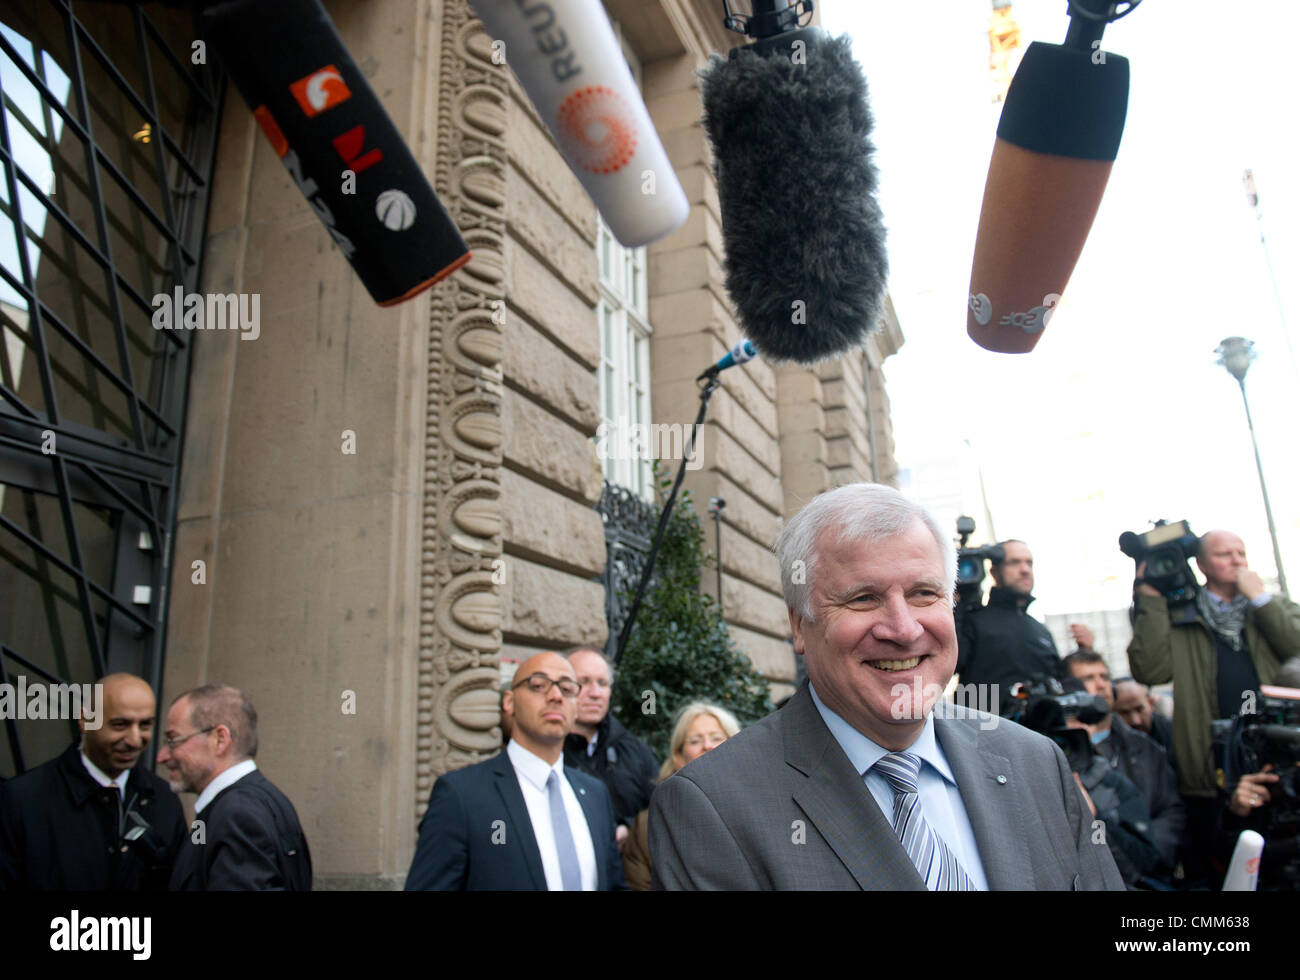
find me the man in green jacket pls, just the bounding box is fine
[1127,529,1300,884]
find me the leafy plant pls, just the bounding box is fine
[610,466,774,762]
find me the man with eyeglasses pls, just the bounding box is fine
[0,673,186,890]
[406,651,625,890]
[160,684,311,890]
[562,647,659,850]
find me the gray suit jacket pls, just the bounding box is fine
[649,685,1124,890]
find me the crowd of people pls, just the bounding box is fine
[3,482,1298,891]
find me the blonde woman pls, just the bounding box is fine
[622,702,743,890]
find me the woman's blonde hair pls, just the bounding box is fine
[661,701,743,781]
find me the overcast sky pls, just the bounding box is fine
[823,0,1300,615]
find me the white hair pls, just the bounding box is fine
[774,483,955,621]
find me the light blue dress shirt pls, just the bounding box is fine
[809,683,990,890]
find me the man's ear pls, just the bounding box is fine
[502,690,514,720]
[213,724,234,756]
[788,607,806,656]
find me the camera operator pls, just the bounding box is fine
[1128,529,1300,886]
[957,540,1068,714]
[1063,651,1186,883]
[1022,679,1162,888]
[1215,657,1300,890]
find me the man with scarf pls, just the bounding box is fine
[1128,529,1300,886]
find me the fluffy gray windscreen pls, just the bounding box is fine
[700,34,888,365]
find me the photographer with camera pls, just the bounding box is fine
[1063,650,1186,883]
[1021,679,1162,888]
[1127,527,1300,886]
[1215,657,1300,890]
[956,539,1069,714]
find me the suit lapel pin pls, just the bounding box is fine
[996,775,1007,784]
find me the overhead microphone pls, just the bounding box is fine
[967,0,1143,353]
[466,0,689,247]
[700,0,888,365]
[200,0,472,307]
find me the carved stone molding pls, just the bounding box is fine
[418,0,509,816]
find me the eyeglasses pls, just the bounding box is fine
[511,673,580,699]
[163,727,214,749]
[579,677,612,691]
[684,733,728,749]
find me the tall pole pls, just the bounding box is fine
[1235,376,1289,596]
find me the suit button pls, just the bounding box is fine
[120,845,129,853]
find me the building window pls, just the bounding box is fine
[595,31,653,500]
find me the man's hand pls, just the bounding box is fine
[616,823,629,853]
[1228,765,1279,818]
[1069,623,1096,651]
[1074,772,1097,818]
[1134,561,1161,598]
[1236,568,1266,600]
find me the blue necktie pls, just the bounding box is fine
[874,752,975,891]
[546,770,582,891]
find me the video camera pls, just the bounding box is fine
[1215,685,1300,886]
[1010,677,1111,773]
[955,516,1003,615]
[1119,519,1199,605]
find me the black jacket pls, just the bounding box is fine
[563,714,658,828]
[1077,753,1161,887]
[0,742,186,891]
[170,768,312,890]
[1099,717,1187,872]
[957,587,1065,712]
[405,750,626,890]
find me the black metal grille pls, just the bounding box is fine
[595,480,657,659]
[0,0,223,777]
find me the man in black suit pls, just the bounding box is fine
[406,651,625,890]
[159,684,311,890]
[0,673,185,890]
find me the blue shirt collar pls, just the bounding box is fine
[808,682,957,786]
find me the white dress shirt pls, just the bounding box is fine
[80,751,129,799]
[506,739,599,890]
[810,683,990,890]
[194,758,258,815]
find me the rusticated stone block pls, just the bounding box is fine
[499,468,605,577]
[504,556,608,647]
[722,574,791,640]
[502,391,603,503]
[503,314,599,433]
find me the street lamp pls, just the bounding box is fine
[1216,336,1288,596]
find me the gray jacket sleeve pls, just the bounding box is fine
[648,774,761,890]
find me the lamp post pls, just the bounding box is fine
[1216,336,1288,596]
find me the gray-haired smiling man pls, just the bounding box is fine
[648,483,1123,890]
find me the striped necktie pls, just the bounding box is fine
[874,752,975,891]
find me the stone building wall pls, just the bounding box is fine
[164,0,905,885]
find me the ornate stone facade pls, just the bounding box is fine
[418,3,511,817]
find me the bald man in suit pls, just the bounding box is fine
[650,483,1122,890]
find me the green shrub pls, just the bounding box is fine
[610,469,774,762]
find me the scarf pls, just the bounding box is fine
[1194,588,1250,650]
